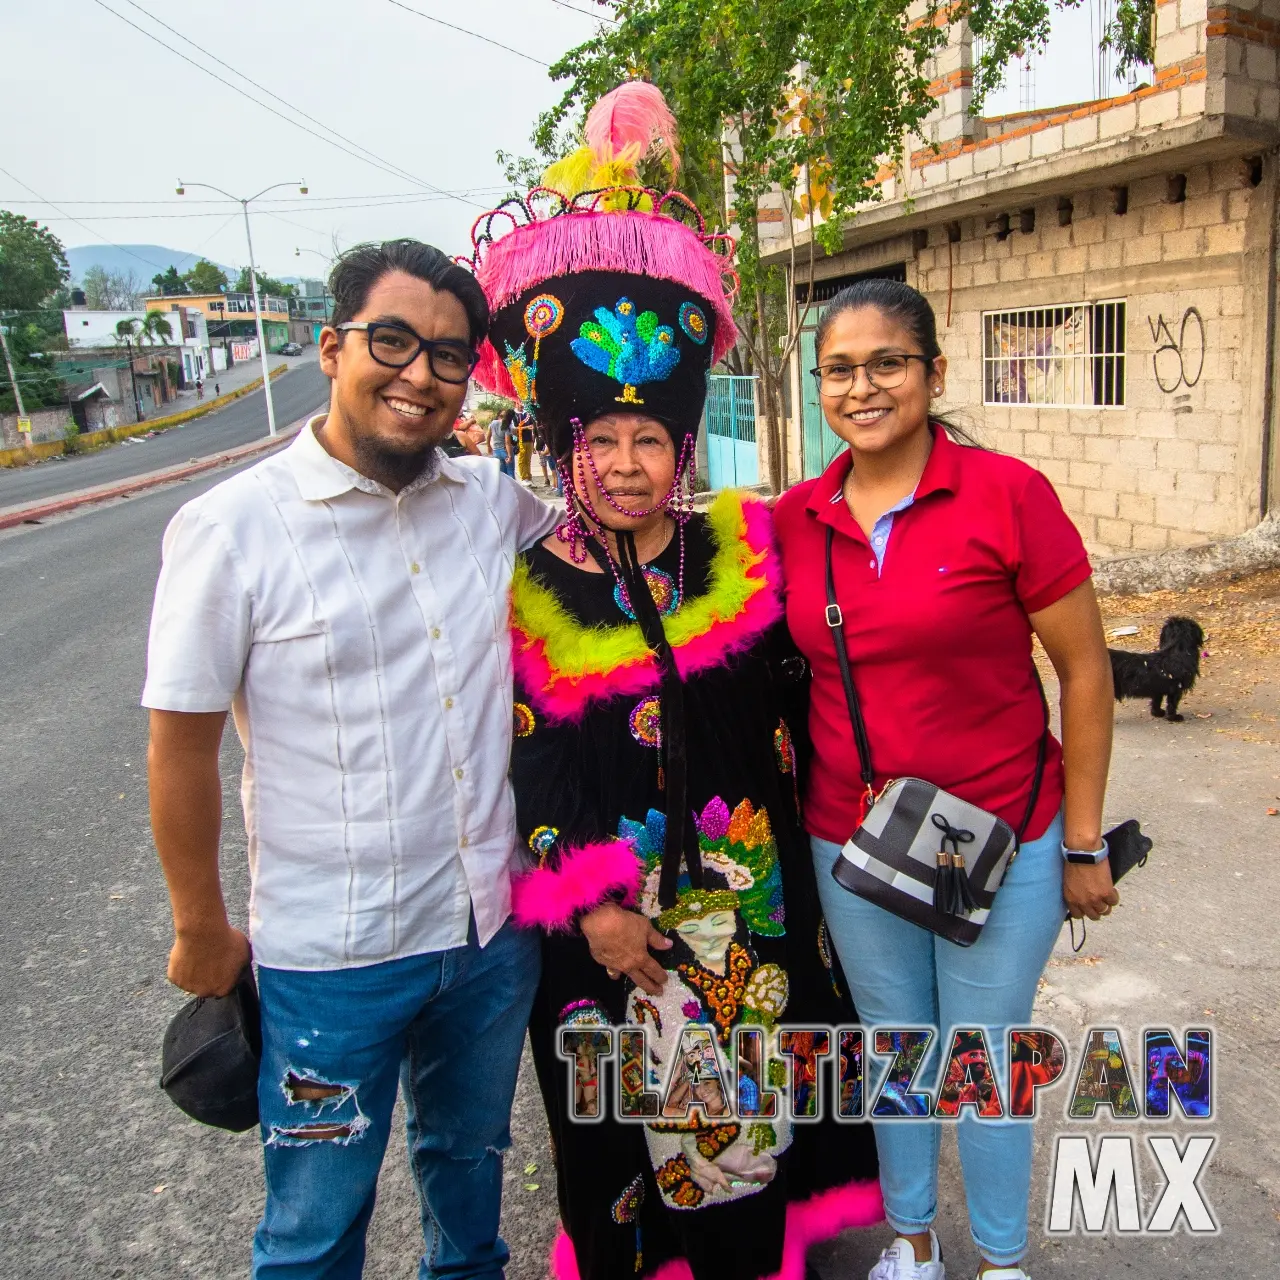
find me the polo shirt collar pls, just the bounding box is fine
[804,425,960,528]
[287,414,467,502]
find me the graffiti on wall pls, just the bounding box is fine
[1148,308,1205,394]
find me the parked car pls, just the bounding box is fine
[279,342,304,356]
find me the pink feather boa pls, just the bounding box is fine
[510,839,644,933]
[513,498,782,724]
[548,1177,884,1279]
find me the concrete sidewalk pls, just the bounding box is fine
[168,347,317,408]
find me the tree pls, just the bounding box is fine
[1103,0,1155,74]
[0,211,70,313]
[0,213,69,415]
[234,267,296,300]
[150,265,189,296]
[83,264,143,310]
[535,0,1070,490]
[140,311,174,345]
[183,258,229,294]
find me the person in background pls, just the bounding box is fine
[515,411,536,483]
[489,407,517,478]
[534,418,553,487]
[773,278,1116,1280]
[214,381,221,396]
[195,378,204,400]
[144,238,557,1280]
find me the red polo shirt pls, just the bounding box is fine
[774,429,1091,846]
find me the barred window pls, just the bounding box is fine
[982,300,1126,407]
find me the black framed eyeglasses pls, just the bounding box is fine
[336,321,479,384]
[810,353,933,397]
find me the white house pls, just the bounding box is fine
[63,306,212,386]
[62,309,147,348]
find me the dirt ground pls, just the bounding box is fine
[1099,565,1280,754]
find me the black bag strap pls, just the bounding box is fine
[824,525,1049,843]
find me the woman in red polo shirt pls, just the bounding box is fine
[774,279,1118,1280]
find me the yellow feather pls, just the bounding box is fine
[541,147,596,199]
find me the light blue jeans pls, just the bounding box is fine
[252,917,540,1279]
[812,812,1065,1267]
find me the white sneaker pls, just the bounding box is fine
[868,1229,944,1280]
[976,1270,1029,1279]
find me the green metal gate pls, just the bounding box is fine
[799,317,846,480]
[704,374,759,489]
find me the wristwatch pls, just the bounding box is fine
[1062,837,1110,865]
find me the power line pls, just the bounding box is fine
[0,164,174,273]
[0,188,508,207]
[17,194,507,221]
[88,0,488,207]
[113,0,479,204]
[548,0,618,22]
[384,0,550,65]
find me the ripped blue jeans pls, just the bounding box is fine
[253,917,540,1279]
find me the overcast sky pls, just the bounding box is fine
[1,1,1132,287]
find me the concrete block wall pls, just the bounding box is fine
[1206,0,1280,124]
[907,157,1266,556]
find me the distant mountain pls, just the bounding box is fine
[66,244,238,286]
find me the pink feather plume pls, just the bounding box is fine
[584,80,680,173]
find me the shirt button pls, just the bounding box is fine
[869,560,876,569]
[454,766,464,780]
[432,627,442,640]
[444,697,454,710]
[460,835,470,849]
[410,562,420,574]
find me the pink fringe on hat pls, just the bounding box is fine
[547,1177,884,1279]
[472,209,737,398]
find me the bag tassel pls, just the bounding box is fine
[931,814,977,917]
[933,849,957,914]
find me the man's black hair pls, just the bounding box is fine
[328,239,489,346]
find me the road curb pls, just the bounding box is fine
[0,418,308,531]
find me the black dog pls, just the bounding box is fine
[1109,615,1205,722]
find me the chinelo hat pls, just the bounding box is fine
[461,81,738,465]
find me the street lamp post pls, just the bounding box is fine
[176,179,308,437]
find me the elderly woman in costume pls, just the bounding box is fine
[465,82,880,1280]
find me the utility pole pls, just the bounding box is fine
[0,321,32,449]
[177,178,307,438]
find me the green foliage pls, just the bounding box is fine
[477,393,515,417]
[183,258,229,294]
[0,322,65,412]
[0,211,70,312]
[234,267,296,299]
[141,311,174,345]
[63,421,83,454]
[1102,0,1155,73]
[150,265,189,296]
[538,0,1071,271]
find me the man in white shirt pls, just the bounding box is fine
[144,239,557,1279]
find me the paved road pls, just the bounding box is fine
[0,360,329,511]
[0,477,1273,1278]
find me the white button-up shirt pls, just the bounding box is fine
[142,418,558,970]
